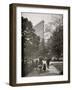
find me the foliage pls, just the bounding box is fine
[46,25,63,59]
[21,17,40,60]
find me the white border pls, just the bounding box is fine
[16,7,68,83]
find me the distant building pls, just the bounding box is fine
[34,20,44,42]
[44,24,53,42]
[34,20,52,43]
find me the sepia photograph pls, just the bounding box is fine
[21,13,63,77]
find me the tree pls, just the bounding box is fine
[21,17,40,60]
[50,25,63,59]
[21,17,40,77]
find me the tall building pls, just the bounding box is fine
[33,20,53,57]
[34,20,53,43]
[34,20,44,42]
[33,20,45,57]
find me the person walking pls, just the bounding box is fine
[35,60,38,70]
[47,58,51,69]
[38,56,43,72]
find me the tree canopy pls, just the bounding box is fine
[21,17,40,60]
[46,25,63,59]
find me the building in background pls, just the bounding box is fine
[34,20,44,42]
[34,20,53,43]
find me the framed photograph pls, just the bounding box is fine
[9,3,70,86]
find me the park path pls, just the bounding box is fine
[27,65,60,77]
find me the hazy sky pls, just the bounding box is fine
[21,12,63,27]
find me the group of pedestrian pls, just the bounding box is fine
[35,56,51,72]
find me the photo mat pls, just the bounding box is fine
[16,6,69,84]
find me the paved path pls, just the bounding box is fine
[27,65,60,77]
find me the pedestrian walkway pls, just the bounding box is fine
[27,65,60,77]
[46,65,60,75]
